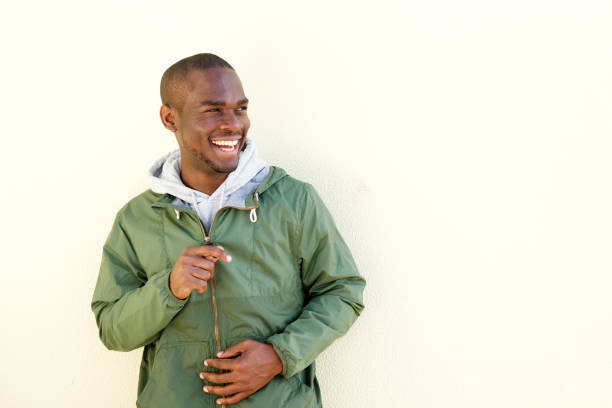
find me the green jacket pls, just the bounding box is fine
[91,167,365,407]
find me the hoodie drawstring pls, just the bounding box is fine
[249,192,259,223]
[190,191,207,224]
[177,190,260,224]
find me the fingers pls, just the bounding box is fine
[199,370,235,385]
[184,249,225,282]
[171,245,230,299]
[204,357,240,371]
[217,340,250,358]
[186,262,214,281]
[186,245,232,263]
[202,383,242,397]
[199,340,274,404]
[186,256,215,273]
[216,392,250,405]
[186,274,207,293]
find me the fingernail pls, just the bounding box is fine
[217,245,224,250]
[203,387,209,393]
[200,373,204,379]
[204,360,209,366]
[226,255,232,262]
[217,352,223,357]
[217,400,222,405]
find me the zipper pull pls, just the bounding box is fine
[174,209,181,220]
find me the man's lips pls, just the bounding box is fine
[210,137,242,153]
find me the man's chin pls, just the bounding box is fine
[211,160,239,174]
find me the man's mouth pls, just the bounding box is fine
[210,138,241,153]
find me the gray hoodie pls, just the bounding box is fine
[148,137,269,230]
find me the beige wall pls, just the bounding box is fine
[2,1,612,406]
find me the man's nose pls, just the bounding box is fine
[219,111,241,133]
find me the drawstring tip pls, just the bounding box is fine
[174,209,181,220]
[249,192,260,223]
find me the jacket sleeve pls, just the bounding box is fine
[91,211,187,352]
[266,184,366,378]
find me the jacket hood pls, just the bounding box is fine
[148,137,269,228]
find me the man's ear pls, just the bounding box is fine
[160,104,179,132]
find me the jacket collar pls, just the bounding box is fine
[151,166,288,209]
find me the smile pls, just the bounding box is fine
[211,139,240,153]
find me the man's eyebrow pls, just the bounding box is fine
[199,98,249,107]
[200,100,225,106]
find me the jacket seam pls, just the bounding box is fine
[117,212,153,276]
[157,207,172,271]
[295,184,308,265]
[158,340,209,349]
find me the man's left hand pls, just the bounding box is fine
[200,339,283,405]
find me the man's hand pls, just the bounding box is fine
[199,339,283,405]
[169,245,231,300]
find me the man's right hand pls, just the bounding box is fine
[169,245,232,300]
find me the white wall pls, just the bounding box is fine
[1,1,611,406]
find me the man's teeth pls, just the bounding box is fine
[211,140,239,147]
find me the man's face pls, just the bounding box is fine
[174,68,250,176]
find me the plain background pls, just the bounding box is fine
[1,1,611,407]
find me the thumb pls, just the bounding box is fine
[217,340,248,358]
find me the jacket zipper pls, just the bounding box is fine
[192,217,222,358]
[187,198,260,408]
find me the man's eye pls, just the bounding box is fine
[236,106,247,112]
[205,108,220,113]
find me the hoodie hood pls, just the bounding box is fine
[148,137,269,229]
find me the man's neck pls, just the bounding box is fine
[180,169,229,196]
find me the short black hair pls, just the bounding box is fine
[160,53,234,110]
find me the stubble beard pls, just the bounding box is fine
[183,141,239,174]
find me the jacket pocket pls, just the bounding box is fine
[136,342,214,408]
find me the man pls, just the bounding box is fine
[91,53,365,407]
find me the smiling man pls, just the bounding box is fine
[91,53,365,407]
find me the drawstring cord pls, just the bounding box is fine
[176,190,259,224]
[249,192,259,223]
[190,191,207,225]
